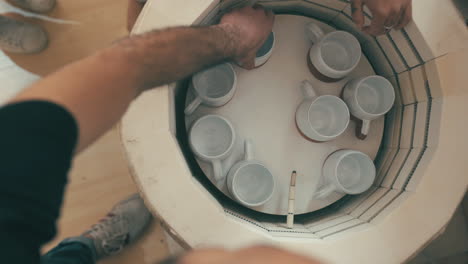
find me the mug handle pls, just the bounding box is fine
[300,80,317,99]
[360,120,371,138]
[305,23,325,44]
[184,96,202,115]
[212,159,224,182]
[314,184,336,199]
[244,139,254,161]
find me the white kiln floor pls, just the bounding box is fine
[185,15,383,215]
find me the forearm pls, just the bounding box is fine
[118,24,237,89]
[11,25,238,152]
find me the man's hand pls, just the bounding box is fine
[219,5,274,69]
[351,0,412,36]
[179,246,323,264]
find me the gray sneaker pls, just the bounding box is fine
[8,0,56,13]
[0,15,48,54]
[81,194,152,259]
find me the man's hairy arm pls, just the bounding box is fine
[120,24,239,89]
[11,6,274,152]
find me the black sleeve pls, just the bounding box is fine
[0,101,78,264]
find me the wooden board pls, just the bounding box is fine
[2,0,128,76]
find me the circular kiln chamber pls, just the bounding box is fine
[121,1,468,263]
[171,2,435,234]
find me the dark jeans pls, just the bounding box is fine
[41,237,180,264]
[41,237,96,264]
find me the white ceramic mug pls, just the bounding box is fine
[185,63,237,115]
[315,150,376,199]
[296,80,350,142]
[343,75,395,138]
[255,31,276,68]
[189,115,236,182]
[227,139,275,207]
[305,23,361,82]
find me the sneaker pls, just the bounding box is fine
[81,194,152,259]
[0,15,48,54]
[8,0,56,13]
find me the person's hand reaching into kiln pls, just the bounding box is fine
[219,5,275,69]
[178,246,323,264]
[351,0,412,36]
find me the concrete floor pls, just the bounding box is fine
[408,199,468,264]
[0,0,466,263]
[453,0,468,25]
